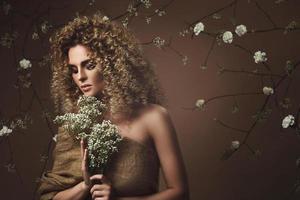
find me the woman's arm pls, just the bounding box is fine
[117,104,190,200]
[53,139,93,200]
[53,181,90,200]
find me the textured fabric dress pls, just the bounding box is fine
[37,127,160,200]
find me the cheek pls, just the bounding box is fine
[72,74,80,86]
[90,71,103,83]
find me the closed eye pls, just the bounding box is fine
[69,66,78,74]
[85,61,96,70]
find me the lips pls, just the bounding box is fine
[80,84,92,92]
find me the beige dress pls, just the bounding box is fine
[37,127,160,200]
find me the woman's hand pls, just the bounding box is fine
[90,174,114,200]
[80,139,91,188]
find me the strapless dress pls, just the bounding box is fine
[37,127,160,200]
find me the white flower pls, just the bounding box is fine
[212,13,222,20]
[262,86,274,95]
[102,16,109,21]
[231,140,240,150]
[182,56,188,66]
[19,58,32,70]
[282,114,295,128]
[0,32,16,48]
[32,32,39,40]
[141,0,152,8]
[222,31,233,43]
[179,29,189,37]
[40,21,51,34]
[40,155,48,162]
[4,163,16,173]
[145,17,151,24]
[155,9,166,16]
[0,125,12,137]
[153,37,165,49]
[253,51,267,63]
[193,22,204,36]
[235,24,247,36]
[127,4,137,15]
[52,134,58,142]
[122,17,129,28]
[195,99,205,109]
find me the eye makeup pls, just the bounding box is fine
[67,59,97,73]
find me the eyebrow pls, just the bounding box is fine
[67,59,92,68]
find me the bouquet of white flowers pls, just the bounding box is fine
[54,95,123,173]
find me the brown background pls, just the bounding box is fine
[0,0,300,200]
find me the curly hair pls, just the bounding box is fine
[49,12,165,118]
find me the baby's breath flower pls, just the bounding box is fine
[282,114,295,128]
[193,22,205,36]
[86,120,123,172]
[222,31,233,43]
[253,51,267,63]
[54,95,122,172]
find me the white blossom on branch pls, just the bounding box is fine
[262,86,274,95]
[0,125,12,137]
[235,24,247,36]
[230,140,240,150]
[193,22,205,36]
[253,51,267,63]
[19,58,32,70]
[195,99,205,109]
[222,31,233,43]
[282,115,295,128]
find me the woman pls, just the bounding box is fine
[37,12,189,200]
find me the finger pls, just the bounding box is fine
[82,148,88,171]
[90,174,104,180]
[80,139,84,158]
[83,148,88,168]
[90,184,109,193]
[90,174,109,183]
[91,190,108,199]
[94,198,105,200]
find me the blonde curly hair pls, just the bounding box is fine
[49,12,165,118]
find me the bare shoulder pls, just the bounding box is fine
[138,104,172,137]
[139,104,169,122]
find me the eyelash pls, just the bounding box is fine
[70,62,96,74]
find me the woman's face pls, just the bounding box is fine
[67,44,104,98]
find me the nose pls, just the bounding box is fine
[78,67,87,82]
